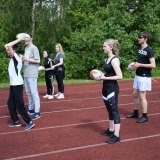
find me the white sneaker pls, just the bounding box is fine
[48,95,54,99]
[43,94,49,98]
[57,93,65,99]
[54,92,61,97]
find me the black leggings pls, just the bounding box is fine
[103,92,121,124]
[56,71,64,93]
[7,85,31,123]
[45,72,54,95]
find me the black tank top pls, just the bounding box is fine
[104,57,116,76]
[103,56,118,86]
[102,56,119,97]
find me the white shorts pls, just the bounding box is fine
[133,75,152,91]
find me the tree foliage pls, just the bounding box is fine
[0,0,160,82]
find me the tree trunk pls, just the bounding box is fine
[32,0,36,37]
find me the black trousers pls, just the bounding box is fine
[7,85,31,123]
[103,94,121,124]
[102,83,121,124]
[45,72,54,95]
[56,71,64,93]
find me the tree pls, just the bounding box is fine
[0,0,160,82]
[63,0,160,78]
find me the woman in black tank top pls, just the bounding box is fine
[98,39,123,144]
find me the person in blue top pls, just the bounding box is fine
[4,35,35,130]
[126,31,156,123]
[98,39,123,144]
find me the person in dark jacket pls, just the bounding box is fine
[42,50,54,99]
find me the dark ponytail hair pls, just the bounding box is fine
[44,50,50,58]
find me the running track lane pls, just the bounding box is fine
[0,80,160,160]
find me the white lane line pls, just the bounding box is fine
[0,105,106,118]
[0,100,160,119]
[0,113,160,135]
[0,84,160,99]
[4,134,160,160]
[1,92,160,108]
[0,120,109,135]
[0,81,159,94]
[0,82,132,94]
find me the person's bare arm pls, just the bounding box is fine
[4,36,25,56]
[133,57,156,69]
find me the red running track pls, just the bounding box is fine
[0,80,160,160]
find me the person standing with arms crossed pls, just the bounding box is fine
[22,32,41,120]
[4,36,35,130]
[126,31,156,123]
[98,39,123,144]
[51,43,65,99]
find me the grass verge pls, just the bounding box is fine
[0,78,158,88]
[0,79,131,88]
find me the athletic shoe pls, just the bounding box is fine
[24,122,35,130]
[27,109,35,115]
[54,92,61,97]
[43,94,50,98]
[126,113,139,118]
[48,95,54,99]
[106,135,120,144]
[57,93,65,99]
[8,121,21,127]
[137,116,148,123]
[31,112,41,120]
[101,128,114,136]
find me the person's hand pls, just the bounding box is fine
[126,62,137,71]
[21,56,28,62]
[51,65,55,70]
[19,54,24,59]
[134,62,140,68]
[18,34,26,42]
[97,74,105,81]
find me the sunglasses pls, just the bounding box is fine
[138,36,145,39]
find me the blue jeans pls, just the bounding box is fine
[24,78,40,112]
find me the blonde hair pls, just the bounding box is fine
[56,43,65,59]
[104,39,119,56]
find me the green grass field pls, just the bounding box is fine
[0,79,95,88]
[1,77,159,88]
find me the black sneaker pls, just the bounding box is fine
[101,128,114,136]
[137,116,148,123]
[126,113,139,118]
[106,135,120,144]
